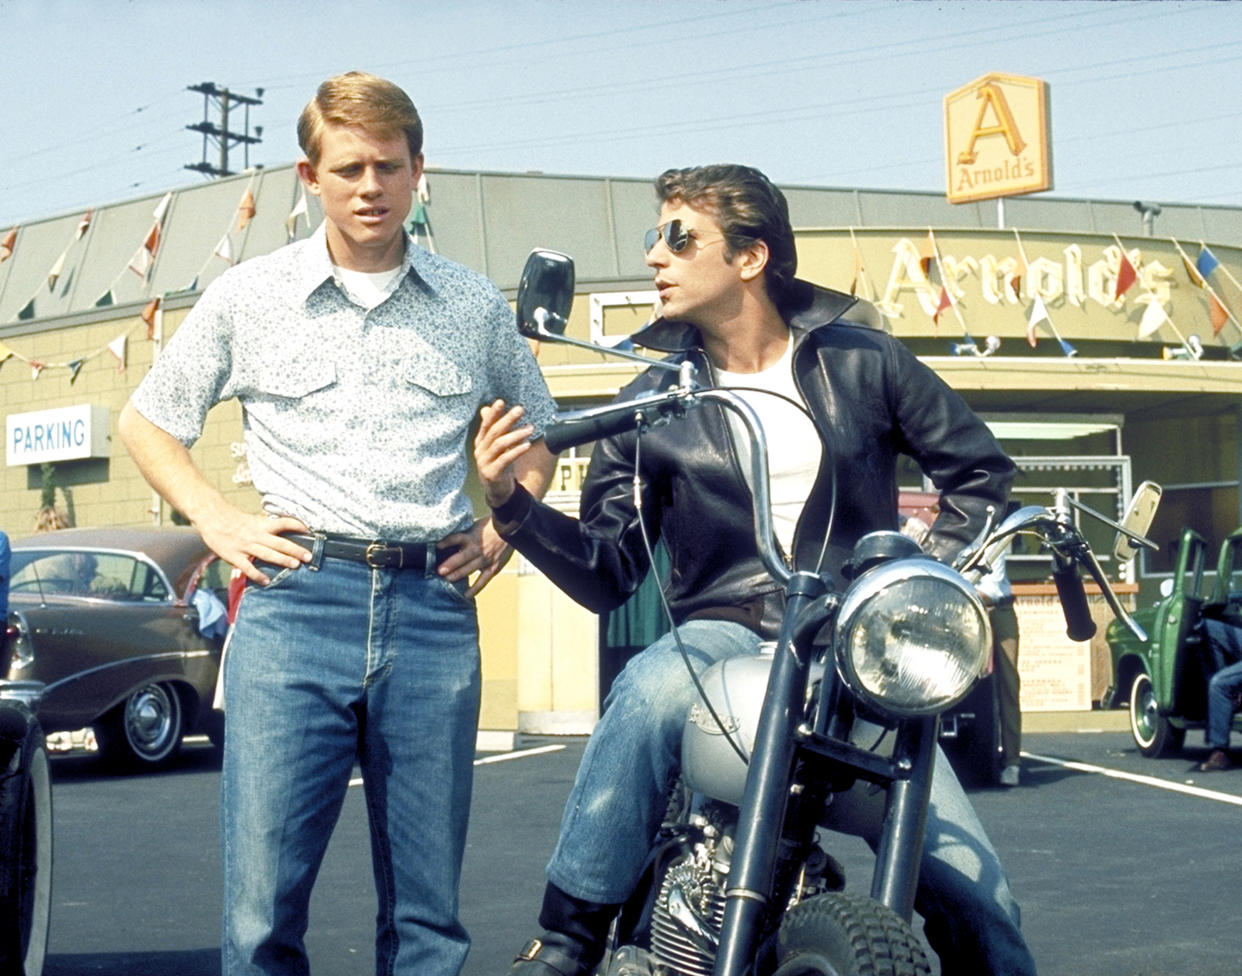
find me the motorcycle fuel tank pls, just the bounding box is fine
[681,645,824,806]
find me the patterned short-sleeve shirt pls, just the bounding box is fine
[131,223,556,541]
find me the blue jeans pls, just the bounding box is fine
[221,551,480,976]
[545,619,1036,975]
[1203,620,1242,749]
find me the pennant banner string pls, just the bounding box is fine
[1170,236,1242,342]
[3,208,96,324]
[189,176,257,289]
[1012,228,1076,356]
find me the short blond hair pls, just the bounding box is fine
[297,72,423,166]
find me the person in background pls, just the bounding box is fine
[120,71,557,976]
[1196,617,1242,771]
[978,552,1023,786]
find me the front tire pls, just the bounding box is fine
[0,713,53,976]
[1128,672,1185,758]
[96,682,185,768]
[775,892,931,976]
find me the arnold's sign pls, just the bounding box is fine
[944,73,1052,204]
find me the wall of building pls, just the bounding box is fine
[7,168,1242,733]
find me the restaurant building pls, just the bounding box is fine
[3,164,1240,742]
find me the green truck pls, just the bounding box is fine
[1105,526,1242,757]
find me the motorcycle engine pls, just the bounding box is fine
[648,817,729,976]
[624,806,844,976]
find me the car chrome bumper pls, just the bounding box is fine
[0,679,46,710]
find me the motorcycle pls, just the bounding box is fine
[514,249,1161,976]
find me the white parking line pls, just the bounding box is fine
[348,743,567,787]
[1023,751,1242,806]
[474,743,567,766]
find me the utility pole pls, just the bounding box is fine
[185,82,264,178]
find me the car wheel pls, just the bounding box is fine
[1129,672,1185,758]
[0,707,53,976]
[96,682,185,768]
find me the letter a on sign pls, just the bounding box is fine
[944,72,1051,205]
[957,83,1026,164]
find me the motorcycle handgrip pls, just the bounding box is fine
[544,405,650,454]
[1052,562,1097,641]
[542,393,684,454]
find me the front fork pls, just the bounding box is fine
[712,575,937,976]
[713,574,821,976]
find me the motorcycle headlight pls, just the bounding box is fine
[835,557,990,717]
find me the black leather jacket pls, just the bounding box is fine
[494,279,1015,639]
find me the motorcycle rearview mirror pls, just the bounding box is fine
[1114,480,1162,562]
[514,248,688,376]
[516,249,575,339]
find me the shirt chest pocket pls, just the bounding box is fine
[254,360,338,399]
[403,351,473,399]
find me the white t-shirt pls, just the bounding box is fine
[716,333,822,555]
[334,264,404,309]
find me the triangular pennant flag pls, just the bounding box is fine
[919,231,937,279]
[1058,338,1079,358]
[95,289,115,308]
[0,342,11,362]
[409,173,431,227]
[68,359,85,384]
[107,334,128,372]
[1026,295,1050,347]
[74,209,93,241]
[127,193,171,280]
[47,250,67,291]
[141,297,161,338]
[215,235,234,265]
[1137,298,1168,339]
[127,246,152,279]
[1114,250,1138,300]
[1,226,17,263]
[30,360,45,379]
[1210,293,1229,336]
[144,221,162,260]
[286,186,309,242]
[151,191,172,223]
[1195,245,1221,282]
[1006,270,1022,303]
[18,298,35,320]
[932,286,952,326]
[237,188,256,231]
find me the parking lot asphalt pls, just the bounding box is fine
[40,720,1242,976]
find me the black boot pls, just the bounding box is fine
[507,883,618,976]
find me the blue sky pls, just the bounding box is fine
[2,0,1240,227]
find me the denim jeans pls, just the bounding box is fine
[220,550,480,976]
[545,619,1037,975]
[1203,620,1242,748]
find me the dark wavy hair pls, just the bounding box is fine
[654,164,797,302]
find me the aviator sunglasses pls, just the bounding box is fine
[643,219,724,255]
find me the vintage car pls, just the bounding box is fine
[5,526,229,768]
[1105,526,1242,757]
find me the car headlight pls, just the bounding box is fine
[835,557,990,717]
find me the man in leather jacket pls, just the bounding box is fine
[475,163,1037,976]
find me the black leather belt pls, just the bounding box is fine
[287,534,437,571]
